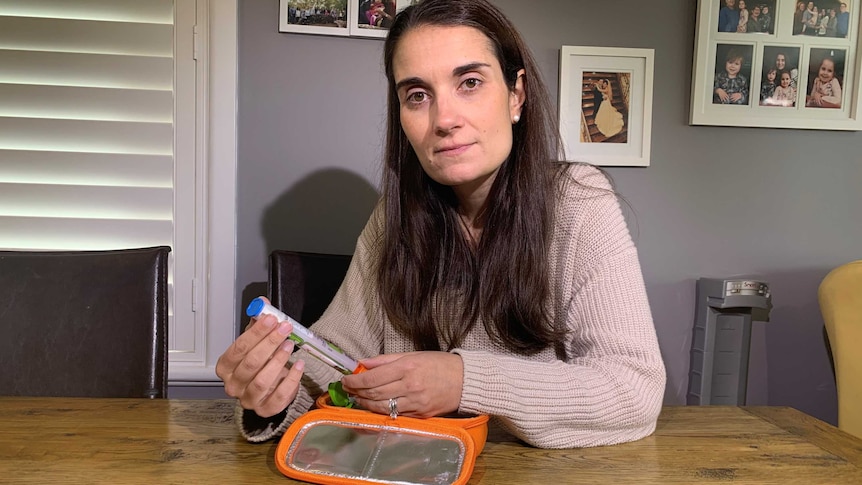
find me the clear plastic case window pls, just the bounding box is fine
[288,420,466,485]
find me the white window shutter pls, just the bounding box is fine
[0,0,201,359]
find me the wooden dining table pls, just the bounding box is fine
[1,397,861,484]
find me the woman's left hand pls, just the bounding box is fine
[340,351,463,418]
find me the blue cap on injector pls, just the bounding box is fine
[246,297,266,318]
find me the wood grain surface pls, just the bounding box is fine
[1,398,860,484]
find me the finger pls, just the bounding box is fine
[347,381,402,403]
[342,365,403,395]
[256,359,306,418]
[357,352,407,369]
[239,340,296,407]
[355,395,412,418]
[341,352,412,392]
[231,320,293,385]
[225,315,278,363]
[217,315,278,380]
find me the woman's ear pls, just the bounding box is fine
[509,69,526,121]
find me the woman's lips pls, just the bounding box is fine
[435,143,473,156]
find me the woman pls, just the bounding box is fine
[804,3,819,35]
[593,79,625,138]
[793,1,806,35]
[216,0,665,449]
[826,8,838,37]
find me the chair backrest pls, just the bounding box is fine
[818,260,862,439]
[0,246,170,398]
[268,250,352,325]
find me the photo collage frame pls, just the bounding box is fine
[691,0,862,130]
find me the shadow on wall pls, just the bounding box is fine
[238,168,380,336]
[762,267,837,425]
[646,278,697,406]
[263,168,380,256]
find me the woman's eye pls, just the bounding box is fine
[462,78,481,90]
[406,91,427,104]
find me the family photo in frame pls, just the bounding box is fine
[352,0,422,38]
[279,0,350,36]
[759,45,802,106]
[691,0,862,130]
[279,0,422,38]
[719,0,778,33]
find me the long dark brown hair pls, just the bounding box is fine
[378,0,565,353]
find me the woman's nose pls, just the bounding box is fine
[432,94,462,135]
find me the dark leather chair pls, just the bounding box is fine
[0,246,170,398]
[268,250,352,325]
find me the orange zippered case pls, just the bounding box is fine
[275,397,488,485]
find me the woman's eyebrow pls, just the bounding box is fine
[452,62,492,77]
[394,62,493,93]
[395,76,425,92]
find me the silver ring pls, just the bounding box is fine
[388,397,398,419]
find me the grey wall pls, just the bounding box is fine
[237,0,861,424]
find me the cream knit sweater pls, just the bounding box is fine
[238,163,666,448]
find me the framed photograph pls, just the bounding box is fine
[279,0,351,37]
[691,0,862,130]
[558,46,654,167]
[349,0,417,38]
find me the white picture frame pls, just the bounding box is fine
[349,0,416,39]
[690,0,862,130]
[559,46,654,167]
[279,0,351,37]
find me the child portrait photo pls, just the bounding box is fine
[712,44,754,105]
[806,48,846,108]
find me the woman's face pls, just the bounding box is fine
[776,54,786,70]
[392,25,524,195]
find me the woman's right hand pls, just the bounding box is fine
[215,311,305,417]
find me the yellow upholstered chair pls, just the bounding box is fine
[818,260,862,439]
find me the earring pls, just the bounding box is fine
[513,114,520,123]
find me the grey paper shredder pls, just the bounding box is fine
[687,278,772,405]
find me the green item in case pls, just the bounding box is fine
[328,381,355,408]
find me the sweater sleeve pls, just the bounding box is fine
[238,203,386,442]
[453,164,666,449]
[824,78,842,105]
